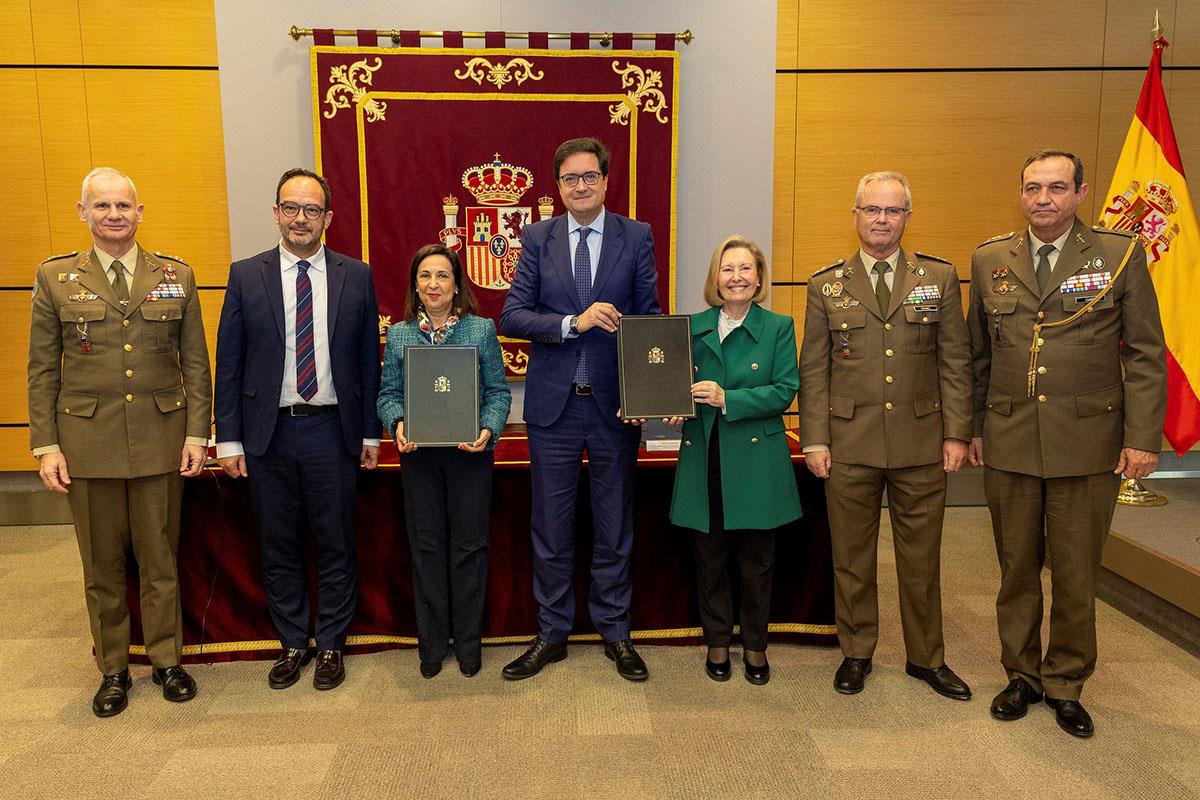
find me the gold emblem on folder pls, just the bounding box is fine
[648,347,665,364]
[434,376,451,393]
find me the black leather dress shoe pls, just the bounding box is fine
[502,638,567,680]
[905,662,971,700]
[420,660,442,679]
[268,648,312,689]
[313,650,345,690]
[92,669,132,717]
[152,666,197,702]
[604,639,649,681]
[990,677,1043,720]
[834,657,872,694]
[1047,697,1095,738]
[459,661,481,678]
[705,657,731,682]
[744,656,770,686]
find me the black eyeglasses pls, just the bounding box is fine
[855,205,908,220]
[558,171,603,188]
[279,202,327,220]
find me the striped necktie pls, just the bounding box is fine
[295,260,317,401]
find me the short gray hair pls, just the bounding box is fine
[854,171,912,209]
[81,167,138,204]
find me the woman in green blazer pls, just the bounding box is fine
[377,244,512,680]
[669,235,802,685]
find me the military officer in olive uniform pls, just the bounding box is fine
[27,167,212,717]
[967,150,1166,738]
[800,171,974,700]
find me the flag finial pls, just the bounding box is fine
[1152,9,1163,41]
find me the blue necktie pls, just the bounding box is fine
[295,260,317,401]
[573,227,592,386]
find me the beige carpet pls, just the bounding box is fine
[0,509,1197,800]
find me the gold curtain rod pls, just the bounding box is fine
[288,26,693,46]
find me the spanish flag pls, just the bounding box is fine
[1100,32,1200,454]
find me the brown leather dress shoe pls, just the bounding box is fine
[1047,697,1095,738]
[501,638,567,680]
[92,669,132,717]
[905,662,972,700]
[152,666,197,702]
[990,677,1043,720]
[834,657,872,694]
[313,650,345,690]
[604,638,648,681]
[268,648,312,689]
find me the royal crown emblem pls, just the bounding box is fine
[434,375,451,393]
[648,347,665,364]
[438,153,556,291]
[1099,179,1181,264]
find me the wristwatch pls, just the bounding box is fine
[568,315,580,335]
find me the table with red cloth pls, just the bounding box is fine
[127,431,836,662]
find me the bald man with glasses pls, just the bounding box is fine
[799,171,974,701]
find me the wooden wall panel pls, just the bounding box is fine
[197,288,225,384]
[0,293,32,424]
[36,69,93,258]
[0,3,35,63]
[29,0,83,64]
[0,429,35,472]
[1,70,51,285]
[1103,1,1178,66]
[83,71,230,285]
[794,1,1105,70]
[788,72,1104,280]
[776,0,798,71]
[772,74,797,283]
[77,0,218,66]
[1171,1,1200,64]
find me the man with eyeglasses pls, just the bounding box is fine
[214,167,381,691]
[967,151,1165,737]
[799,171,973,700]
[27,167,211,717]
[500,137,660,681]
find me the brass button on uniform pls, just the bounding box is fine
[884,402,894,411]
[884,323,893,331]
[1036,337,1045,346]
[840,322,849,330]
[123,343,133,352]
[885,375,894,383]
[1106,405,1114,411]
[933,401,940,409]
[1037,366,1047,375]
[750,436,759,444]
[750,363,759,371]
[1037,394,1047,403]
[176,400,183,407]
[125,369,134,378]
[76,316,85,323]
[125,393,133,402]
[885,348,894,357]
[64,408,71,414]
[160,313,168,320]
[922,316,929,323]
[1037,311,1045,320]
[122,319,130,327]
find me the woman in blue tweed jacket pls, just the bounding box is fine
[377,243,511,679]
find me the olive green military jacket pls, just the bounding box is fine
[669,303,802,533]
[799,249,973,469]
[27,246,212,478]
[967,219,1166,478]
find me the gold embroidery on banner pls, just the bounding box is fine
[609,61,669,126]
[454,57,544,90]
[502,347,529,376]
[378,314,392,340]
[324,57,387,121]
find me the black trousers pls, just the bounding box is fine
[246,409,359,652]
[401,446,493,665]
[692,425,777,651]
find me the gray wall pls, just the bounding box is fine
[214,0,776,419]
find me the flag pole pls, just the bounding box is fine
[1117,9,1169,508]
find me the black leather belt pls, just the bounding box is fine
[572,383,592,395]
[283,404,337,416]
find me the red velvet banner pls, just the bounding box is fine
[312,43,679,379]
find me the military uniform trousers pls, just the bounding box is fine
[827,460,947,667]
[691,425,777,651]
[66,472,184,674]
[984,466,1121,701]
[400,446,493,666]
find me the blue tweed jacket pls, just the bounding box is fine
[376,314,512,448]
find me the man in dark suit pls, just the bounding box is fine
[499,137,660,681]
[968,151,1166,737]
[214,168,381,691]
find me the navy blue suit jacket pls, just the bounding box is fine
[499,211,660,428]
[214,247,381,457]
